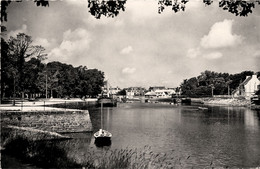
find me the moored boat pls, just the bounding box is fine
[94,129,112,140]
[198,106,208,110]
[94,129,112,147]
[97,98,117,107]
[94,102,112,147]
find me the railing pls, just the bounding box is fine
[213,95,233,98]
[0,99,98,112]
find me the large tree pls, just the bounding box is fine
[23,58,45,98]
[7,33,46,99]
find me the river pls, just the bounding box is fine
[2,102,260,168]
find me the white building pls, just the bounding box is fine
[145,88,176,98]
[233,74,260,100]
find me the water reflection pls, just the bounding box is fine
[244,109,259,130]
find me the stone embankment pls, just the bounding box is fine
[202,98,250,106]
[1,103,93,149]
[1,110,93,133]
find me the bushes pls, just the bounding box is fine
[2,137,81,168]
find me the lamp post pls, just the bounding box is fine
[11,69,18,106]
[46,73,48,99]
[227,80,232,97]
[210,84,214,97]
[13,77,16,106]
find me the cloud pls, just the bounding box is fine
[253,50,260,58]
[33,37,56,49]
[120,46,133,55]
[64,0,88,7]
[203,52,223,59]
[122,67,136,74]
[48,28,91,61]
[7,24,27,38]
[200,19,243,48]
[186,48,201,58]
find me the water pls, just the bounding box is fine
[59,103,260,168]
[3,103,260,168]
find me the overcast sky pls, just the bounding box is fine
[4,0,260,88]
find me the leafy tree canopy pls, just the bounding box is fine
[1,0,260,22]
[180,70,258,97]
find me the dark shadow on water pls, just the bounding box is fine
[94,138,112,147]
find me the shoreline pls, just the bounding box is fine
[200,98,251,107]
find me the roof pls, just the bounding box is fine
[240,76,252,86]
[145,91,156,96]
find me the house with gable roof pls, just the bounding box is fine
[232,74,260,100]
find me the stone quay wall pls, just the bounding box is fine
[1,110,93,133]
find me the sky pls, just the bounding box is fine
[3,0,260,88]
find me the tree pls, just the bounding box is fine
[1,38,13,99]
[23,58,45,98]
[7,33,45,99]
[159,0,260,16]
[117,89,127,96]
[179,70,258,97]
[88,0,127,19]
[1,0,259,23]
[180,77,198,96]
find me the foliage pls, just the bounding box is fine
[24,58,45,95]
[160,0,260,16]
[1,38,14,98]
[218,0,257,16]
[1,0,260,23]
[88,0,127,19]
[158,0,188,13]
[180,70,257,97]
[1,33,105,99]
[117,89,127,95]
[4,33,47,99]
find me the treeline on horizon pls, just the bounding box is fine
[180,70,260,97]
[1,33,104,99]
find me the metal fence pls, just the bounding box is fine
[0,100,98,112]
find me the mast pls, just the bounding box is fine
[101,102,103,129]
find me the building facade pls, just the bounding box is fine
[233,74,260,100]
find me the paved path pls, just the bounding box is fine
[0,98,97,112]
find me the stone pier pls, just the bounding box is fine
[1,110,93,133]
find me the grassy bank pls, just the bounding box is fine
[1,137,81,169]
[1,136,216,169]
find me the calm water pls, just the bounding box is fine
[60,103,260,168]
[4,103,260,168]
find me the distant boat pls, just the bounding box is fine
[97,98,117,107]
[94,103,112,147]
[198,106,208,110]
